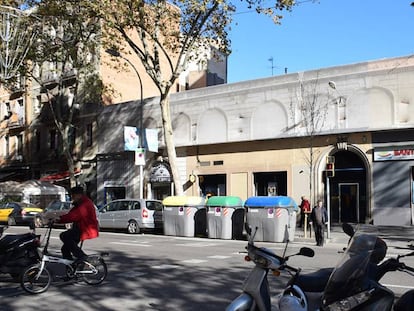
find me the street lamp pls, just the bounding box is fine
[106,49,145,199]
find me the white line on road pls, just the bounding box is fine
[175,243,218,247]
[207,255,231,259]
[110,241,151,247]
[181,259,208,264]
[152,264,182,270]
[382,284,414,290]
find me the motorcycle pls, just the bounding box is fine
[226,225,319,311]
[321,228,414,311]
[0,222,41,278]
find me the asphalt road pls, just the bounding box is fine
[0,226,413,310]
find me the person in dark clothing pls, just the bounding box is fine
[309,199,328,246]
[57,186,99,261]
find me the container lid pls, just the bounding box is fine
[162,196,205,207]
[244,196,298,210]
[206,196,244,207]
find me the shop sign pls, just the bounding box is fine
[150,162,171,183]
[374,146,414,161]
[104,180,125,187]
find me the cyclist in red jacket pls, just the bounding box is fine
[57,186,99,261]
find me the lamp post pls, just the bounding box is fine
[106,49,145,199]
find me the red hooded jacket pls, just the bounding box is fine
[59,195,99,241]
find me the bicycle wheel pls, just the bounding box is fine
[81,256,107,285]
[20,264,51,294]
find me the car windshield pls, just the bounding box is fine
[45,201,62,211]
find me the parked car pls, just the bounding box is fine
[0,202,43,226]
[35,200,72,228]
[98,199,163,234]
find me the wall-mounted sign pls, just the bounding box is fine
[374,146,414,161]
[150,162,172,183]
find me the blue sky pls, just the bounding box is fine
[227,0,414,83]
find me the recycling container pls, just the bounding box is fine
[206,196,245,240]
[162,196,206,237]
[245,196,298,242]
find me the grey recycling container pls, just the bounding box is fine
[206,196,245,240]
[162,196,206,237]
[245,196,298,242]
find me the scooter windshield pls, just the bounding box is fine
[322,232,379,306]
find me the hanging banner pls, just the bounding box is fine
[124,126,158,152]
[145,129,159,152]
[124,126,140,151]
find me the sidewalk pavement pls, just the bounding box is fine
[294,224,414,246]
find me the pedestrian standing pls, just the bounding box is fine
[309,199,328,246]
[299,195,311,228]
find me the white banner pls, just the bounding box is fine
[124,126,139,151]
[145,129,159,152]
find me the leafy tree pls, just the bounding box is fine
[91,0,296,195]
[22,0,105,186]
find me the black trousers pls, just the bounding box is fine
[314,224,325,246]
[60,226,86,260]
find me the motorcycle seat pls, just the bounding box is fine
[0,233,34,252]
[294,268,334,292]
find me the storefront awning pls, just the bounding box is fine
[39,168,82,182]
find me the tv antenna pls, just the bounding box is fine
[268,57,288,76]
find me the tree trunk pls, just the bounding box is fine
[159,94,183,195]
[62,126,77,188]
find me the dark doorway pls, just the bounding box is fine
[326,150,367,224]
[104,187,126,204]
[339,183,359,223]
[254,171,287,196]
[199,174,226,197]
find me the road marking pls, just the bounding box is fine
[207,255,231,259]
[383,284,414,290]
[152,264,181,270]
[110,242,151,247]
[175,243,217,247]
[181,259,208,264]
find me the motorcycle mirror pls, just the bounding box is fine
[342,223,355,237]
[299,247,315,258]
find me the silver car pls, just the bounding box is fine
[97,199,163,234]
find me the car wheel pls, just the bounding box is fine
[7,216,16,226]
[127,220,140,234]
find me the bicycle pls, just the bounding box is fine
[20,220,108,294]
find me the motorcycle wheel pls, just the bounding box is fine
[20,264,51,294]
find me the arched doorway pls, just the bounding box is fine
[326,149,368,224]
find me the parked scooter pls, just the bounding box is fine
[226,225,318,311]
[0,222,41,278]
[321,229,414,311]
